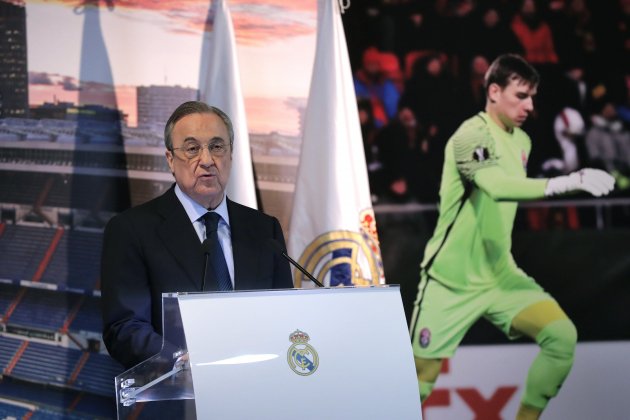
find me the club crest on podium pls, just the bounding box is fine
[287,329,319,376]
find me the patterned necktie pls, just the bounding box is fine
[202,212,233,291]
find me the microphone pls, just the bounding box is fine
[267,238,324,288]
[201,239,211,291]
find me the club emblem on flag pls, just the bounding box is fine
[287,329,319,376]
[294,210,385,287]
[287,0,386,287]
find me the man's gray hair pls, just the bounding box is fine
[164,101,234,150]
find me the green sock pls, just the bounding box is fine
[522,319,577,409]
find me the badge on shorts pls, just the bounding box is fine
[419,328,431,348]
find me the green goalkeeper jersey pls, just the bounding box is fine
[421,112,548,289]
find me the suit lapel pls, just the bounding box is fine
[156,187,205,291]
[228,199,260,290]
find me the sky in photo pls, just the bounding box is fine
[25,0,317,134]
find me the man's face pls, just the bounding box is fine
[166,112,232,209]
[489,78,537,131]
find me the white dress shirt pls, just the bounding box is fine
[174,185,235,286]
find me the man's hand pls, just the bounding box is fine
[545,168,615,197]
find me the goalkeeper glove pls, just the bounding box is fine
[545,168,615,197]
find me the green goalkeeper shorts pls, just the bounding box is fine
[410,271,554,359]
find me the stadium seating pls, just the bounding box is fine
[0,377,116,419]
[41,229,102,290]
[69,296,102,333]
[73,352,125,396]
[10,342,82,387]
[0,284,20,317]
[0,401,31,419]
[0,335,22,370]
[8,288,81,331]
[0,225,57,282]
[0,172,49,206]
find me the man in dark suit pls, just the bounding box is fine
[101,101,293,369]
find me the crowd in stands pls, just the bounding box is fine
[344,0,630,204]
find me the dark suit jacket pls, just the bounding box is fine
[101,185,293,368]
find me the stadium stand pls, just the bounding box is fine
[129,178,171,207]
[0,401,31,419]
[0,335,22,370]
[10,342,83,387]
[41,229,102,290]
[7,288,81,331]
[45,174,128,213]
[0,284,21,318]
[0,377,116,419]
[69,296,102,333]
[73,352,125,396]
[0,171,48,206]
[0,225,57,283]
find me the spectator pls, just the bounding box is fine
[394,2,445,59]
[435,0,479,59]
[467,4,524,64]
[531,107,586,231]
[358,99,384,201]
[373,106,420,202]
[585,99,630,189]
[620,0,630,69]
[541,107,586,175]
[511,0,559,65]
[556,59,590,114]
[548,0,597,68]
[458,54,491,120]
[342,0,397,69]
[615,74,630,125]
[401,53,458,144]
[354,46,400,128]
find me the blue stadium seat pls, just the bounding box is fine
[0,225,57,282]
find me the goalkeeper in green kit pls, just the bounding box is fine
[409,54,615,420]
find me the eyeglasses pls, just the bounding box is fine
[171,141,229,159]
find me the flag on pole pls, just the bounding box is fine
[199,0,257,209]
[288,0,385,288]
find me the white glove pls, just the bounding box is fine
[545,168,615,197]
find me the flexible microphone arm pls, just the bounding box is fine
[267,239,324,288]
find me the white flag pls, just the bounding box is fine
[288,0,385,288]
[199,0,257,209]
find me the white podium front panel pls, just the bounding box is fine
[177,287,422,420]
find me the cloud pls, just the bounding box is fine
[29,72,54,85]
[231,3,315,45]
[62,76,80,91]
[38,0,315,43]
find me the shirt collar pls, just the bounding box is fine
[174,184,230,226]
[480,111,515,140]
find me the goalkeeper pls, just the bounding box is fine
[409,54,615,420]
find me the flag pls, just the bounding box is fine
[288,0,385,288]
[199,0,257,209]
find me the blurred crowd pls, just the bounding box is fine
[343,0,630,205]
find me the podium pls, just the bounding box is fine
[115,286,422,419]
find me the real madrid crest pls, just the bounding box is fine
[287,329,319,376]
[294,208,385,287]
